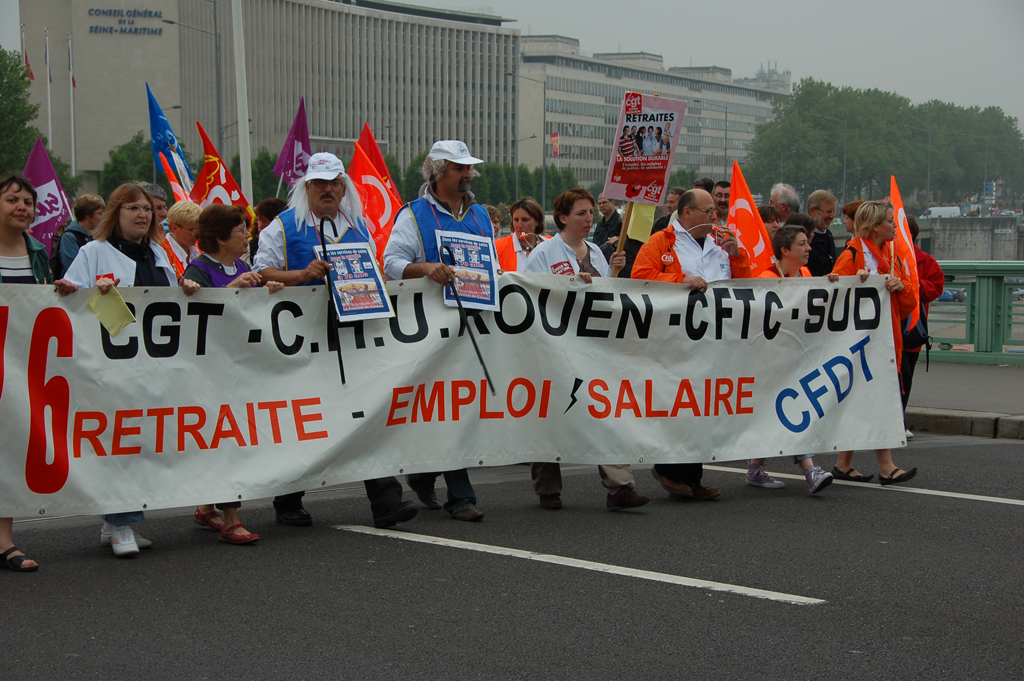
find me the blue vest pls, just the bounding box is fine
[401,197,492,263]
[278,207,371,286]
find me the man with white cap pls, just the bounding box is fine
[254,152,418,529]
[383,140,491,522]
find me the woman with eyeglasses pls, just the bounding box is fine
[829,200,918,486]
[494,197,546,272]
[58,182,178,557]
[180,204,284,544]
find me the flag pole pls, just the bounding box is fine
[68,32,75,176]
[609,201,634,278]
[317,216,346,384]
[276,176,283,198]
[45,27,51,145]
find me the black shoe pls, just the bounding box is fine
[275,508,313,526]
[373,501,418,528]
[831,466,874,483]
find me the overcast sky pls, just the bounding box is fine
[479,0,1024,127]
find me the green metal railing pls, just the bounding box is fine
[929,261,1024,366]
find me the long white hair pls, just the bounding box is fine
[286,172,364,229]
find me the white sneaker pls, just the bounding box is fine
[905,429,914,440]
[100,523,151,549]
[108,525,139,557]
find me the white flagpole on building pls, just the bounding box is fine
[45,27,51,144]
[231,0,253,202]
[68,32,75,176]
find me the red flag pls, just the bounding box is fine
[356,123,402,203]
[21,25,34,81]
[348,143,397,267]
[725,162,774,276]
[189,121,253,219]
[890,176,921,328]
[159,152,190,204]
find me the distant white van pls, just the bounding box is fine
[920,206,962,219]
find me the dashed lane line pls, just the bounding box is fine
[336,525,826,606]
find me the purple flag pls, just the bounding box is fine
[273,97,311,189]
[22,137,70,254]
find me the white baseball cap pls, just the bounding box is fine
[428,140,484,165]
[303,152,346,182]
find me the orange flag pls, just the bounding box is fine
[159,152,191,204]
[890,176,921,328]
[348,143,398,267]
[725,162,774,276]
[189,121,254,220]
[356,123,402,203]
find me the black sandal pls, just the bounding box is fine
[879,467,917,486]
[831,466,874,483]
[1,546,39,572]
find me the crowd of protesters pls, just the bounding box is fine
[1,141,935,571]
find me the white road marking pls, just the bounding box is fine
[705,466,1024,507]
[336,525,825,606]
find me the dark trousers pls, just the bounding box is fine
[901,350,920,412]
[406,469,477,516]
[654,463,703,487]
[273,477,404,518]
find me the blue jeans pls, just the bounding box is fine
[407,469,477,516]
[100,511,145,525]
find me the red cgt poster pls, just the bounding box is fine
[602,92,687,206]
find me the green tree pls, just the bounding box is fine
[668,167,698,191]
[383,153,403,201]
[98,131,173,201]
[743,78,1024,207]
[230,147,281,203]
[0,49,84,195]
[0,49,40,175]
[402,151,428,201]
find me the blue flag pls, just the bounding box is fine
[146,83,195,188]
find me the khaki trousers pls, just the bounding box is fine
[531,463,635,495]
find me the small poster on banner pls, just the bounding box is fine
[313,242,394,321]
[602,92,687,206]
[436,231,499,312]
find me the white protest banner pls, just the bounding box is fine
[0,275,904,517]
[603,92,687,205]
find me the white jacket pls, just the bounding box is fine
[524,232,611,278]
[670,220,733,282]
[63,239,177,288]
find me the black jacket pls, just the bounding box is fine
[807,228,837,276]
[592,210,623,260]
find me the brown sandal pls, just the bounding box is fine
[193,508,225,531]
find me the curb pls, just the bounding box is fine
[905,407,1024,440]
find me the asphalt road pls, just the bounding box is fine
[4,433,1023,680]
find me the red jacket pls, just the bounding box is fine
[907,244,945,354]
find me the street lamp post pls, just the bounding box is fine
[962,134,990,214]
[163,1,222,150]
[512,134,537,199]
[815,114,847,205]
[692,98,730,180]
[905,125,932,203]
[508,71,547,209]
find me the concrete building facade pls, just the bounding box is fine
[15,0,519,194]
[516,36,788,186]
